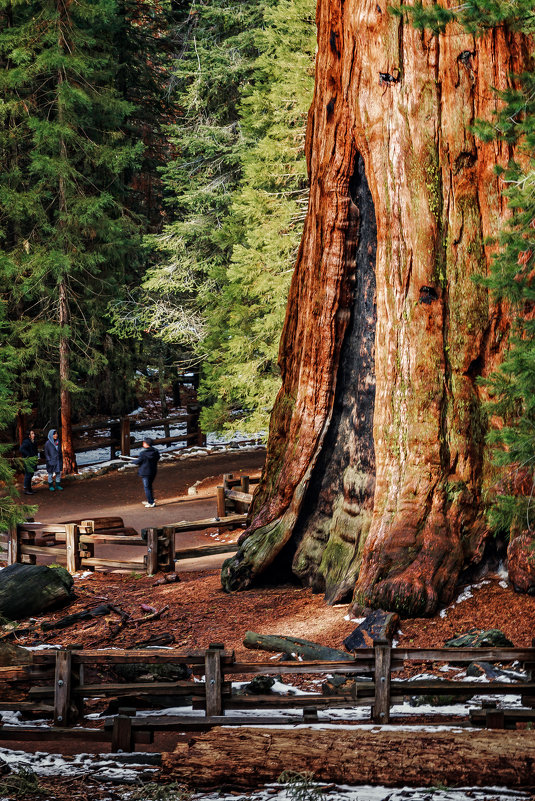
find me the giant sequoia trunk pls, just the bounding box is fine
[221,0,532,615]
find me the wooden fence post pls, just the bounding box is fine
[240,475,250,494]
[216,486,226,519]
[205,646,223,717]
[112,714,133,752]
[372,639,391,724]
[120,418,131,457]
[65,524,81,573]
[7,525,19,565]
[54,649,72,726]
[146,528,159,576]
[161,526,176,572]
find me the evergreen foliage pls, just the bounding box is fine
[0,0,143,428]
[141,0,316,434]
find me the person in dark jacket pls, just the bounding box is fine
[44,429,63,492]
[134,437,160,507]
[20,429,39,495]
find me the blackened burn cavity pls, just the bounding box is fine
[330,30,341,58]
[420,286,439,304]
[288,152,377,596]
[326,97,336,117]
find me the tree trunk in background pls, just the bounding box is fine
[59,278,77,475]
[221,0,532,615]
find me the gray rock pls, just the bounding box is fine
[0,563,74,621]
[444,629,514,648]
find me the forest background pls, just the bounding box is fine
[0,0,316,526]
[0,0,534,550]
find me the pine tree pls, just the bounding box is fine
[138,0,316,434]
[0,0,143,470]
[198,0,316,434]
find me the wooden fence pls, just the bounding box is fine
[0,643,534,752]
[71,404,205,461]
[0,487,255,574]
[0,518,173,576]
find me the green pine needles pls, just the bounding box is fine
[141,0,316,434]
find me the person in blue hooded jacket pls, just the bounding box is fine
[44,429,63,492]
[134,437,160,507]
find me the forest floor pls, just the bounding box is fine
[4,451,535,799]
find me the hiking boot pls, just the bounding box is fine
[55,484,64,491]
[49,485,55,492]
[23,490,35,495]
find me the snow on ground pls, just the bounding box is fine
[0,747,158,783]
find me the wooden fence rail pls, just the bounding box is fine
[1,643,534,751]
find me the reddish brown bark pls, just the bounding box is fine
[163,726,535,789]
[222,1,533,615]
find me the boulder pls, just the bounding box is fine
[0,563,74,621]
[343,609,399,651]
[244,675,276,695]
[444,629,513,648]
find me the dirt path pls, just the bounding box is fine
[28,450,265,564]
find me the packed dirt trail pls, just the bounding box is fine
[28,450,265,562]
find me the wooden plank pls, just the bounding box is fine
[226,660,374,676]
[146,528,159,577]
[81,557,145,570]
[216,487,226,519]
[7,526,20,565]
[161,526,176,572]
[79,534,145,546]
[470,709,535,724]
[18,523,67,534]
[0,701,55,713]
[175,543,239,560]
[20,544,67,558]
[54,650,72,726]
[390,647,535,663]
[130,414,186,430]
[169,515,247,533]
[104,714,306,732]
[59,649,236,667]
[120,417,131,457]
[65,524,80,573]
[30,681,230,699]
[373,640,391,724]
[205,648,223,717]
[225,489,253,504]
[112,714,133,752]
[389,680,535,695]
[61,517,124,530]
[196,695,373,710]
[0,726,110,743]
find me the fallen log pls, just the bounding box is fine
[243,632,354,662]
[161,726,535,788]
[41,604,111,632]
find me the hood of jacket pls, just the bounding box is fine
[47,429,58,446]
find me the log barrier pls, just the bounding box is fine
[0,642,534,753]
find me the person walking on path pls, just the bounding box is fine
[20,429,39,495]
[134,437,160,507]
[44,429,63,492]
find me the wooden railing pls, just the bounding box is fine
[216,473,260,518]
[0,518,174,576]
[0,643,534,752]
